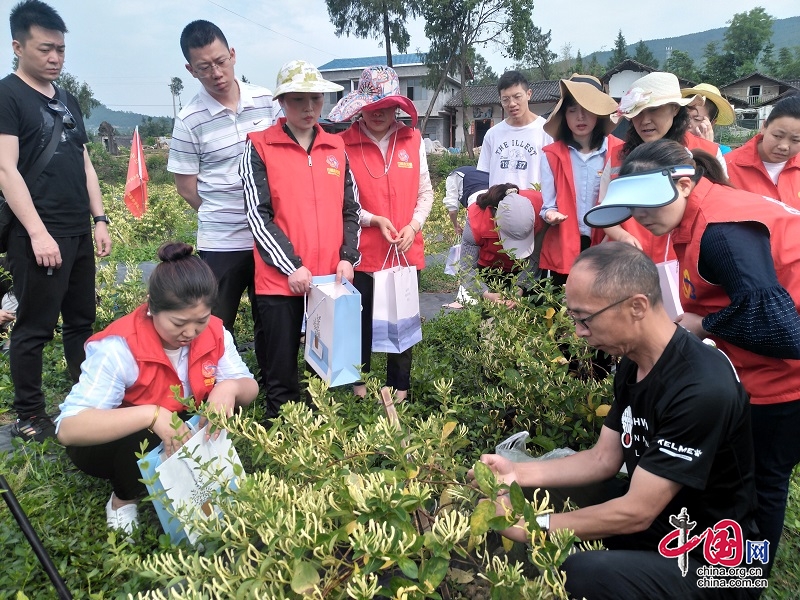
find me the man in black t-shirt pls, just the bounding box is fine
[473,243,763,599]
[0,1,111,442]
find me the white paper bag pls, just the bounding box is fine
[657,259,683,321]
[372,251,422,353]
[444,241,462,276]
[138,416,244,544]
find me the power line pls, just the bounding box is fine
[205,0,338,58]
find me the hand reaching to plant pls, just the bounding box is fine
[152,408,191,457]
[468,454,518,492]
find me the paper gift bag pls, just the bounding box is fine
[304,275,362,387]
[137,415,244,545]
[657,259,683,321]
[372,251,422,353]
[444,240,462,276]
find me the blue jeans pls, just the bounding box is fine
[750,399,800,575]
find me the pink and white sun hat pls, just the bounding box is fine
[328,65,418,126]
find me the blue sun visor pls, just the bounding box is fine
[584,165,696,228]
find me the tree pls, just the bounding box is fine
[771,46,800,80]
[663,49,699,82]
[701,7,775,85]
[470,52,498,86]
[56,71,100,118]
[325,0,422,67]
[574,50,584,74]
[633,40,659,69]
[169,77,183,118]
[241,75,250,84]
[520,22,557,81]
[421,0,535,156]
[139,116,173,139]
[607,30,629,69]
[701,41,737,87]
[586,54,604,78]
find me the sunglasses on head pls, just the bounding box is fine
[47,98,76,130]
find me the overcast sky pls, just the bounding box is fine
[1,0,798,117]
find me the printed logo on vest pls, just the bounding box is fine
[397,148,413,169]
[682,269,697,300]
[202,360,217,388]
[326,155,341,177]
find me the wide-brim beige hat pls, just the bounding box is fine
[544,74,619,139]
[681,83,735,126]
[612,72,695,123]
[274,60,343,98]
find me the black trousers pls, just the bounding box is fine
[198,250,267,385]
[353,271,413,391]
[66,428,161,501]
[8,230,96,418]
[255,294,305,418]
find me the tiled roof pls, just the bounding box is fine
[720,71,788,89]
[445,81,560,107]
[318,53,425,71]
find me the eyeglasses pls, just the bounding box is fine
[194,55,232,78]
[47,98,76,130]
[500,92,528,106]
[567,296,632,330]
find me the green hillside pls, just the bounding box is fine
[586,15,800,69]
[84,104,151,134]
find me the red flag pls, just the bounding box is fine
[123,126,149,218]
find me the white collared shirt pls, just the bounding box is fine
[168,81,275,251]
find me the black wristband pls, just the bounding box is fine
[93,215,109,224]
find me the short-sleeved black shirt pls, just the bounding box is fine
[605,327,760,562]
[0,74,91,236]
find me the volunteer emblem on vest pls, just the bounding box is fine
[326,155,341,177]
[397,148,413,169]
[202,361,217,387]
[682,268,697,300]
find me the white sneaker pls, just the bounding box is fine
[105,495,139,535]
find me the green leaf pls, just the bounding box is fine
[441,420,458,441]
[471,460,497,496]
[419,555,449,592]
[396,556,419,579]
[509,482,526,514]
[290,558,319,594]
[470,499,497,536]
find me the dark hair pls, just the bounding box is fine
[764,95,800,127]
[572,242,662,307]
[476,183,518,212]
[497,70,529,94]
[703,99,719,123]
[558,94,608,151]
[148,242,217,314]
[619,138,732,187]
[10,0,66,41]
[620,105,689,159]
[180,20,228,63]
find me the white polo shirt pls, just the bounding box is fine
[168,81,275,251]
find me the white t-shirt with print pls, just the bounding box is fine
[477,116,552,190]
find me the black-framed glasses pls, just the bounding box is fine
[194,55,233,78]
[47,98,76,130]
[568,296,633,330]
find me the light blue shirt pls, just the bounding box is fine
[540,138,609,237]
[55,328,252,432]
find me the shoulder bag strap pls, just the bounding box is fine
[22,84,66,189]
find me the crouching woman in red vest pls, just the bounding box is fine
[55,242,258,535]
[461,183,543,304]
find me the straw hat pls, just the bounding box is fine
[681,83,735,126]
[612,72,696,122]
[328,65,418,126]
[544,74,619,139]
[273,60,343,99]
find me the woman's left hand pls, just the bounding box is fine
[201,381,238,440]
[676,312,708,338]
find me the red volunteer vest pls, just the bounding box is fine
[340,123,425,272]
[673,177,800,405]
[467,190,543,270]
[248,121,347,295]
[725,134,800,209]
[540,136,623,273]
[88,304,226,411]
[596,133,720,263]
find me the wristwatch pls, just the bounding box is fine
[93,215,109,225]
[535,513,551,533]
